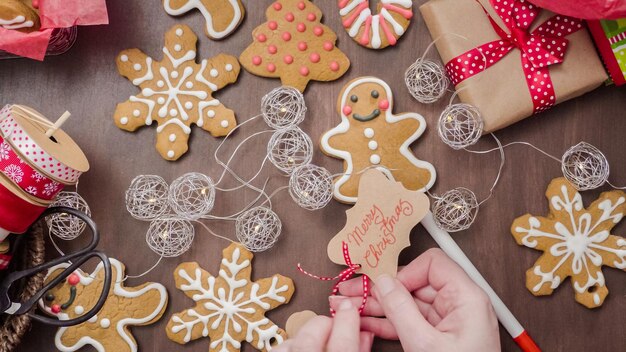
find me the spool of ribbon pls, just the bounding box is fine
[444,0,583,113]
[0,176,49,238]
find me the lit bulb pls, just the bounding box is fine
[254,225,261,233]
[148,198,156,203]
[446,115,453,123]
[288,157,294,164]
[160,231,169,240]
[280,107,287,113]
[577,162,585,170]
[453,203,463,210]
[201,188,207,195]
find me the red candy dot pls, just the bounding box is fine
[323,41,334,51]
[51,304,61,314]
[298,42,308,51]
[379,99,390,110]
[267,63,276,72]
[252,56,262,65]
[313,26,324,36]
[285,12,295,22]
[273,2,282,10]
[309,53,320,63]
[297,23,306,32]
[257,33,267,42]
[268,21,278,30]
[307,13,316,21]
[283,55,294,64]
[282,32,292,41]
[299,66,310,76]
[342,105,352,115]
[268,45,278,54]
[68,273,80,286]
[330,61,340,71]
[298,1,306,10]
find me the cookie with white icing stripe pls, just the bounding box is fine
[163,0,245,40]
[0,0,39,32]
[338,0,413,49]
[511,177,626,308]
[167,243,295,351]
[321,76,436,204]
[114,25,240,161]
[40,258,168,352]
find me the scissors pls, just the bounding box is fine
[0,207,112,327]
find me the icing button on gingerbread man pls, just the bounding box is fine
[321,76,436,204]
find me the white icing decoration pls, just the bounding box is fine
[171,71,179,79]
[132,58,154,85]
[120,55,129,62]
[364,128,374,138]
[133,63,142,71]
[185,102,193,109]
[157,119,192,134]
[515,185,626,297]
[176,28,183,36]
[163,0,243,39]
[167,150,175,158]
[225,64,233,72]
[175,44,182,52]
[129,96,155,125]
[39,259,168,352]
[185,82,193,89]
[157,80,165,87]
[163,47,196,69]
[88,315,98,323]
[169,134,177,142]
[196,60,219,91]
[370,154,381,164]
[207,110,216,118]
[157,97,166,104]
[0,15,34,30]
[339,0,412,49]
[368,140,378,150]
[380,8,405,36]
[133,109,141,117]
[371,15,381,49]
[170,247,288,350]
[221,120,229,128]
[340,0,365,16]
[210,69,219,77]
[320,77,436,203]
[197,100,220,127]
[349,9,371,37]
[74,306,85,315]
[120,117,129,125]
[100,319,111,329]
[169,109,178,117]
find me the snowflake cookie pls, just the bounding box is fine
[511,177,626,308]
[114,24,240,161]
[167,243,295,351]
[40,258,168,352]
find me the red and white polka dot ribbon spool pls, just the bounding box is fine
[444,0,583,113]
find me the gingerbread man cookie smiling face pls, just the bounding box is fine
[321,77,436,204]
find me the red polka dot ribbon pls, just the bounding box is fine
[0,134,64,201]
[298,241,370,316]
[444,0,583,113]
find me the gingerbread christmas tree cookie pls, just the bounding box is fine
[162,0,245,40]
[40,259,168,352]
[167,243,295,351]
[321,76,436,204]
[511,177,626,308]
[114,24,240,161]
[240,0,350,92]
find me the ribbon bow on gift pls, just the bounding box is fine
[445,0,583,113]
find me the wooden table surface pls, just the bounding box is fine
[2,0,625,351]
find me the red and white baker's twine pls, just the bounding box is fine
[298,241,370,316]
[445,0,583,113]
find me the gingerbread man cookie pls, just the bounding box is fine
[338,0,413,49]
[240,0,350,92]
[0,0,40,32]
[321,76,436,204]
[114,24,240,161]
[511,177,626,308]
[167,243,294,351]
[163,0,245,40]
[40,258,168,352]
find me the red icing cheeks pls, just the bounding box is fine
[310,53,320,63]
[51,304,61,314]
[342,105,352,115]
[285,12,295,22]
[267,63,276,73]
[378,99,390,110]
[273,2,282,11]
[300,67,310,76]
[268,21,278,30]
[323,41,334,51]
[282,32,292,41]
[68,273,80,286]
[257,34,267,42]
[252,56,262,65]
[330,61,340,71]
[268,45,278,54]
[297,23,306,32]
[298,42,308,51]
[283,55,294,64]
[313,26,324,36]
[307,13,316,21]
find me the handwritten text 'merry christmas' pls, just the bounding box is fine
[345,199,414,269]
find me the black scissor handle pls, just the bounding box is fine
[28,251,112,326]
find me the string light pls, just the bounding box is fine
[146,218,195,257]
[46,192,91,240]
[261,86,307,129]
[267,126,313,173]
[125,175,170,220]
[438,103,483,150]
[561,142,610,191]
[168,172,216,220]
[405,59,449,104]
[235,207,282,252]
[432,188,479,232]
[289,164,334,210]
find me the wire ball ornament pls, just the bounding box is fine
[289,164,334,210]
[46,192,91,240]
[267,126,313,173]
[168,172,216,220]
[405,59,449,104]
[125,175,170,221]
[146,218,195,257]
[261,86,307,129]
[561,142,610,191]
[432,187,479,233]
[235,207,282,252]
[438,103,484,150]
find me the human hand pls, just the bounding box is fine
[274,299,374,352]
[330,248,501,352]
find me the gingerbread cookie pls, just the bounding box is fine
[167,243,294,351]
[163,0,245,40]
[240,0,350,92]
[320,76,436,204]
[339,0,413,49]
[40,258,168,352]
[511,177,626,308]
[114,24,240,161]
[0,0,39,32]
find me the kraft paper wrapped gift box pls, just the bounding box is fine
[420,0,608,132]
